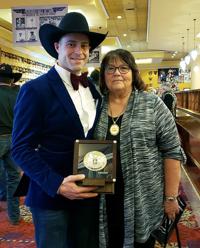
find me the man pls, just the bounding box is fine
[12,12,107,248]
[0,63,21,224]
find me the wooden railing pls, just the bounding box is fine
[175,89,200,113]
[176,109,200,196]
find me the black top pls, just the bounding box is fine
[106,115,124,248]
[0,85,19,135]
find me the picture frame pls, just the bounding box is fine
[73,139,117,194]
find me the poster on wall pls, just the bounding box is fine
[158,68,179,84]
[12,5,67,45]
[179,69,191,83]
[87,47,101,65]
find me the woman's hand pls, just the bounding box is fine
[164,199,180,220]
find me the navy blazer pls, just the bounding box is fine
[12,67,102,209]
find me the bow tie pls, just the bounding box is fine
[70,72,88,90]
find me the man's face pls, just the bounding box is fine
[54,33,90,74]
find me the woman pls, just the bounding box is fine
[94,49,186,248]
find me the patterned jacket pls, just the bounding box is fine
[94,90,186,248]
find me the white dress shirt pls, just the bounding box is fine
[55,63,96,136]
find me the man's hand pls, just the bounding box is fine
[57,174,98,200]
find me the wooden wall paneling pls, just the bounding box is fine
[183,91,188,109]
[175,89,200,113]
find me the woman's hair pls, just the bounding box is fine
[99,49,146,95]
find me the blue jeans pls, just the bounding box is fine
[31,208,70,248]
[30,201,99,248]
[0,134,20,222]
[0,163,6,200]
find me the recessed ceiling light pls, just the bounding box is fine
[135,58,152,64]
[117,16,122,19]
[123,34,127,37]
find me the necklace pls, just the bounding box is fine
[109,115,121,136]
[109,103,125,136]
[109,93,131,136]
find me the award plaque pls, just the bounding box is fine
[73,139,117,194]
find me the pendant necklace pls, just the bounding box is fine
[109,115,121,136]
[109,103,125,136]
[109,93,131,136]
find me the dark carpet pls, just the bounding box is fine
[0,193,200,247]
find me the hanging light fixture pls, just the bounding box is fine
[180,59,186,71]
[180,36,186,71]
[190,18,198,60]
[184,29,191,65]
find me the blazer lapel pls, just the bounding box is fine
[47,67,84,134]
[87,80,102,138]
[46,67,102,138]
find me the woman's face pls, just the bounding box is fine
[104,58,133,95]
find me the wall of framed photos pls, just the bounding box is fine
[0,45,51,85]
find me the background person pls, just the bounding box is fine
[89,68,100,93]
[161,88,177,118]
[0,63,21,225]
[0,164,6,201]
[94,49,186,248]
[12,12,107,248]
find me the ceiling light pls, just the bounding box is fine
[184,55,191,65]
[135,58,152,64]
[193,65,199,72]
[123,34,127,37]
[191,19,198,61]
[196,32,200,38]
[180,59,186,71]
[117,16,122,19]
[101,46,111,54]
[190,49,198,60]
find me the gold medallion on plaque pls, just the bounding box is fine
[83,151,107,171]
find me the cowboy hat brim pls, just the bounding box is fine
[0,72,22,83]
[13,73,22,83]
[39,24,107,59]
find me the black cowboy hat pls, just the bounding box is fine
[39,12,107,59]
[0,64,22,83]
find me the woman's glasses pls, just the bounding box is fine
[105,65,130,74]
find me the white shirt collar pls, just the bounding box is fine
[54,63,71,84]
